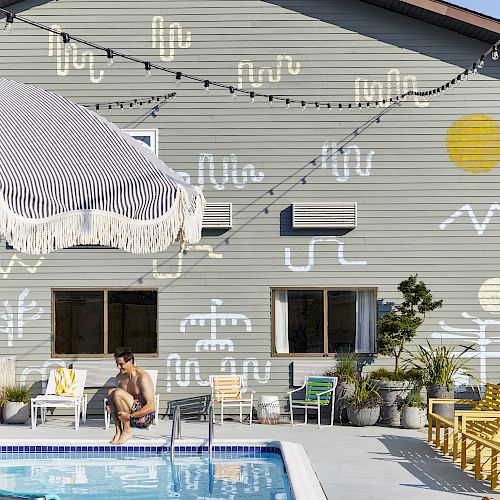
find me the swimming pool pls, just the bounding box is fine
[0,444,296,499]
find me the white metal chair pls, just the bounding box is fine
[31,369,87,429]
[210,375,255,426]
[287,376,338,428]
[103,369,160,430]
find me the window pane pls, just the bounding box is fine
[287,290,324,353]
[108,291,157,354]
[54,291,104,354]
[328,291,356,353]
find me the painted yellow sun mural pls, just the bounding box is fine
[446,114,500,174]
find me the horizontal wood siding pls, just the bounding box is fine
[0,0,498,412]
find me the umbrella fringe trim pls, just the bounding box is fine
[0,186,206,255]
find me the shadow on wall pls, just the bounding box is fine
[374,433,491,496]
[264,0,497,79]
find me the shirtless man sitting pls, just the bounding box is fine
[107,347,156,445]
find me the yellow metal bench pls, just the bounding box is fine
[428,383,500,462]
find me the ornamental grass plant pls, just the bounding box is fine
[0,384,30,405]
[347,377,383,410]
[325,350,359,384]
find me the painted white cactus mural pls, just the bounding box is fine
[321,143,375,182]
[151,16,191,62]
[237,54,300,89]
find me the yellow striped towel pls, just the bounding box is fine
[55,368,78,397]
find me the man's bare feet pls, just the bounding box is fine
[110,431,121,445]
[116,431,133,445]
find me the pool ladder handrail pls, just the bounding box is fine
[208,402,214,456]
[170,406,181,457]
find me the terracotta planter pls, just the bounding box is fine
[347,406,380,426]
[427,384,454,420]
[335,381,356,423]
[372,380,414,426]
[3,402,29,424]
[401,406,426,429]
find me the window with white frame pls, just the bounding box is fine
[123,129,158,156]
[272,288,377,355]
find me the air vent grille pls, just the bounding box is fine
[202,202,232,228]
[292,202,357,228]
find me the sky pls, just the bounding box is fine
[447,0,500,19]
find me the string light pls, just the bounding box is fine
[301,101,306,111]
[315,102,320,112]
[285,98,291,109]
[268,95,274,107]
[106,48,115,67]
[204,80,210,93]
[338,103,343,112]
[175,71,182,86]
[327,103,332,112]
[4,12,14,33]
[0,7,497,112]
[85,92,176,111]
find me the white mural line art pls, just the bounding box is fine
[20,359,67,391]
[180,298,251,352]
[439,203,500,235]
[152,244,223,280]
[354,68,428,108]
[284,237,367,272]
[321,143,375,182]
[166,354,271,392]
[237,54,300,90]
[0,288,44,347]
[48,25,104,83]
[0,254,45,279]
[151,16,191,62]
[432,312,500,385]
[195,153,265,191]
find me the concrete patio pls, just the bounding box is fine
[0,415,496,500]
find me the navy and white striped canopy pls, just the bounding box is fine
[0,78,204,254]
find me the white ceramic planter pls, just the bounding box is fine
[3,402,29,424]
[347,406,381,426]
[401,406,426,429]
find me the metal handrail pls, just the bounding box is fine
[208,402,214,456]
[170,406,181,457]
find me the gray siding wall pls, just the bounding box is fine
[0,0,499,413]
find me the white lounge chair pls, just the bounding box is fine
[210,375,255,426]
[103,369,160,430]
[31,369,87,429]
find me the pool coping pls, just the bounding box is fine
[0,438,327,500]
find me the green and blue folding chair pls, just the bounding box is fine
[287,376,338,428]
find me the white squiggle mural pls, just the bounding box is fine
[190,153,264,191]
[432,312,500,385]
[285,236,367,272]
[479,278,500,314]
[439,203,500,235]
[151,16,191,62]
[180,298,251,352]
[0,288,43,347]
[20,359,67,391]
[354,68,428,108]
[0,255,45,279]
[152,244,223,280]
[237,54,300,90]
[166,353,271,392]
[48,25,104,83]
[321,143,375,182]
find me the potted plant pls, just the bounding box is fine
[1,384,30,424]
[325,351,359,423]
[395,387,427,429]
[405,341,475,420]
[346,377,383,426]
[374,274,443,425]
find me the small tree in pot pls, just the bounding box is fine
[325,351,359,423]
[346,378,383,426]
[374,274,443,425]
[1,384,30,424]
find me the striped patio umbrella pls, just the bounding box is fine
[0,78,205,254]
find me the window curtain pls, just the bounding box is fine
[275,290,290,353]
[355,291,376,353]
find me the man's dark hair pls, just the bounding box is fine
[114,347,134,364]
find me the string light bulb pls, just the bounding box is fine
[106,48,115,66]
[268,95,274,107]
[285,98,291,109]
[144,62,152,78]
[229,86,236,99]
[301,101,306,111]
[315,102,320,112]
[4,12,14,33]
[204,80,210,93]
[338,103,343,112]
[175,72,182,86]
[62,32,72,55]
[250,91,255,103]
[492,45,499,61]
[95,104,100,111]
[472,63,477,74]
[478,55,485,69]
[327,103,332,112]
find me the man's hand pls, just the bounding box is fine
[117,411,130,422]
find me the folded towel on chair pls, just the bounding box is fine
[54,368,78,397]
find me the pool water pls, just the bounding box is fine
[0,448,292,499]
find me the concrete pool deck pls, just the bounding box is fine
[0,416,496,500]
